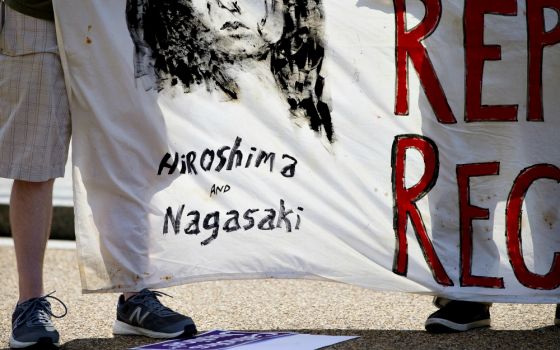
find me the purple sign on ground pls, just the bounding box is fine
[131,330,295,350]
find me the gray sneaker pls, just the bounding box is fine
[9,292,67,349]
[113,289,197,338]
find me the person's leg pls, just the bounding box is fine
[2,3,71,347]
[425,297,491,333]
[9,179,69,349]
[11,179,54,303]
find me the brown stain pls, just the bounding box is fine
[543,210,557,230]
[161,275,173,281]
[108,267,122,279]
[85,25,93,45]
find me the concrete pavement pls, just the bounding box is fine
[0,241,559,350]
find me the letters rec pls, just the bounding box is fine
[392,0,560,290]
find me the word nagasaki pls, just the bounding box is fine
[163,199,304,245]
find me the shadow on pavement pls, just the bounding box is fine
[323,328,560,349]
[60,335,155,350]
[0,327,552,350]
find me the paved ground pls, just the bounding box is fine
[0,243,559,350]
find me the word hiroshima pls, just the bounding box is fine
[163,199,304,246]
[158,136,298,178]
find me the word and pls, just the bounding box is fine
[210,184,231,197]
[158,137,298,178]
[163,199,304,245]
[391,134,560,290]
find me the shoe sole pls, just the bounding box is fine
[9,335,59,349]
[113,320,197,339]
[425,318,491,333]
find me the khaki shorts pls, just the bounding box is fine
[0,4,71,181]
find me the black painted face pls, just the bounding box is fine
[188,0,284,56]
[126,0,335,143]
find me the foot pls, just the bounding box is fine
[113,289,197,339]
[425,300,490,333]
[555,304,559,327]
[9,293,67,349]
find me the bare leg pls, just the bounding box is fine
[10,179,55,303]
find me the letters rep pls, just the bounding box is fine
[394,0,560,122]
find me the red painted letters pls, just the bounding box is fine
[506,164,560,290]
[391,135,453,286]
[457,163,505,288]
[395,0,560,123]
[464,0,518,122]
[394,0,456,123]
[527,0,560,121]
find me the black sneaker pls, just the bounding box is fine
[425,300,490,333]
[113,289,197,338]
[9,292,67,349]
[555,304,559,327]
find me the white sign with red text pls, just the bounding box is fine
[54,0,560,302]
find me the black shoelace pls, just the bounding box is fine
[130,289,177,317]
[14,292,68,328]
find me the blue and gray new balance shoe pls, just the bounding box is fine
[9,292,67,349]
[113,289,197,339]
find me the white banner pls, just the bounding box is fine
[54,0,560,302]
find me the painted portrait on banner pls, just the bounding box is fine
[126,0,334,143]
